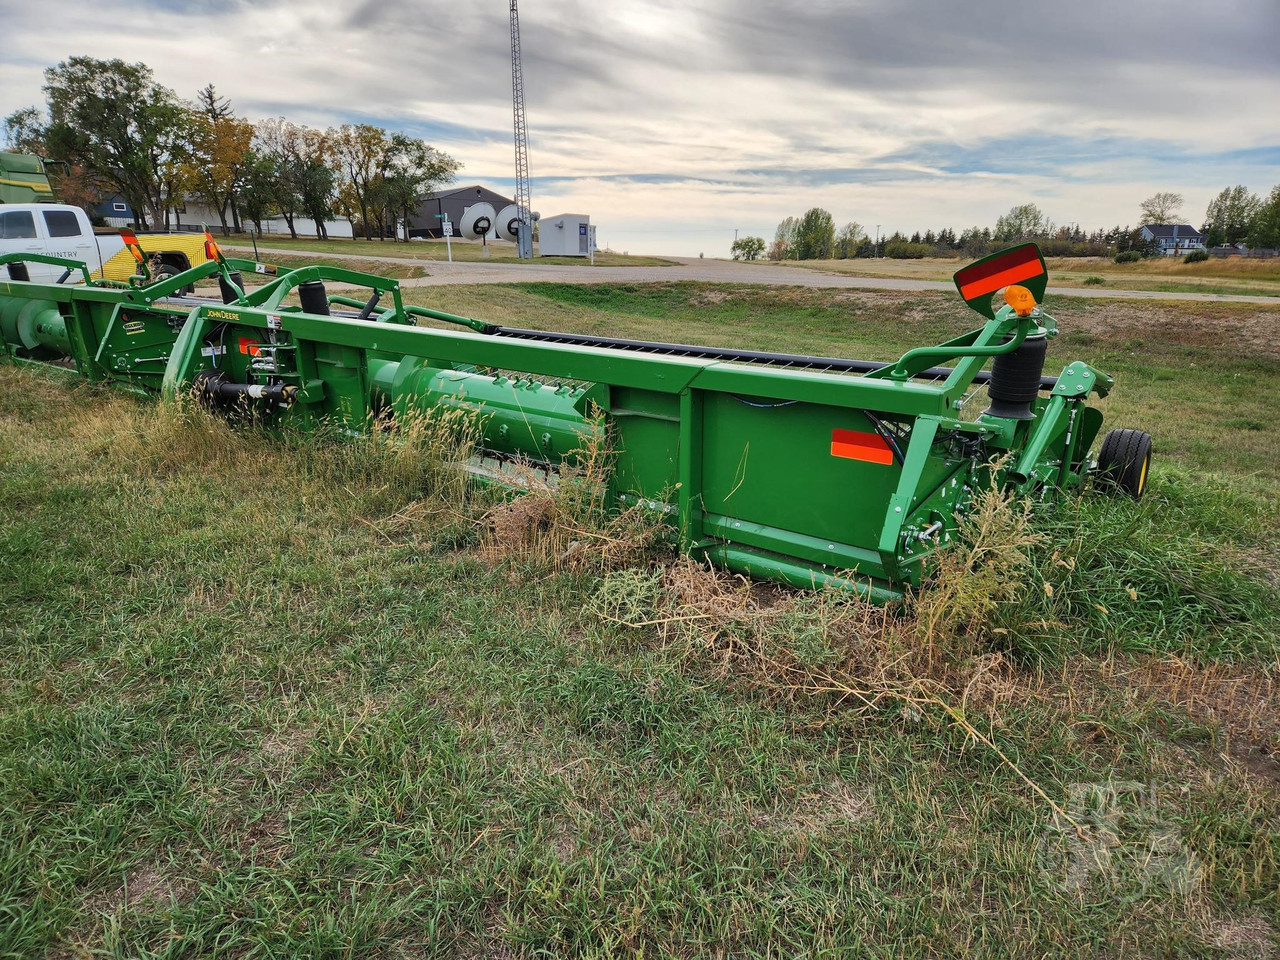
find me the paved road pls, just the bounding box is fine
[226,247,1279,305]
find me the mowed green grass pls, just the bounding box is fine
[2,283,1279,957]
[192,254,430,291]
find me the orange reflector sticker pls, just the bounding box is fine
[238,337,261,356]
[831,428,893,464]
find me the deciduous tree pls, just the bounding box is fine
[771,216,799,260]
[994,203,1052,241]
[334,124,388,241]
[1138,191,1184,225]
[1246,184,1280,250]
[793,207,835,260]
[180,86,253,235]
[1203,185,1261,247]
[834,222,866,259]
[381,134,459,242]
[237,150,277,236]
[37,57,191,229]
[254,118,307,239]
[297,127,336,240]
[3,106,46,155]
[730,236,765,261]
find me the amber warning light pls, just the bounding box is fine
[204,231,223,262]
[1003,284,1037,317]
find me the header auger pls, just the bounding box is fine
[0,238,1151,600]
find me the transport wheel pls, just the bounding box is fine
[156,265,193,297]
[1096,428,1153,499]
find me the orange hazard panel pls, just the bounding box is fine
[238,337,261,356]
[831,428,893,465]
[955,245,1045,302]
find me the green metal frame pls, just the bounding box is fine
[0,245,1116,598]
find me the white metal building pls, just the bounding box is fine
[539,213,594,257]
[261,216,355,239]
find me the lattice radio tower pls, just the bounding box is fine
[510,0,533,258]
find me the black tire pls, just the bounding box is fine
[1096,428,1153,499]
[155,265,193,297]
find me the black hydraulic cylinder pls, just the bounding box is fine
[193,370,297,408]
[6,262,30,281]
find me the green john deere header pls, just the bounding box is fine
[0,152,56,204]
[0,238,1152,600]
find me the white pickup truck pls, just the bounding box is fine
[0,203,209,285]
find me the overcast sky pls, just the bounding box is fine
[3,0,1278,255]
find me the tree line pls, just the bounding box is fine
[753,187,1280,262]
[3,57,460,240]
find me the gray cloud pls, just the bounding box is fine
[1,0,1277,255]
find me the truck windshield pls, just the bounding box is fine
[42,210,81,238]
[0,210,36,240]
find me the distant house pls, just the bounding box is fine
[174,199,227,232]
[91,195,224,233]
[93,195,136,229]
[408,184,514,239]
[1139,224,1206,256]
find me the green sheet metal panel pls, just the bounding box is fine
[700,394,901,551]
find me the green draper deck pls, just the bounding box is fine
[0,240,1147,599]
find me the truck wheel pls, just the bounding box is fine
[156,265,193,297]
[1096,429,1152,499]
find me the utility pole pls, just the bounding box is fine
[875,224,881,258]
[510,0,533,259]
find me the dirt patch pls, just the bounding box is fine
[1211,915,1277,959]
[1237,544,1280,592]
[745,781,874,837]
[259,724,316,759]
[1118,656,1280,784]
[233,813,290,861]
[86,865,188,915]
[689,289,740,305]
[1064,301,1280,360]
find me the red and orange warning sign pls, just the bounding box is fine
[831,428,893,465]
[952,242,1047,318]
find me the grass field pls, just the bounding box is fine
[243,253,430,282]
[771,256,1280,298]
[222,233,677,268]
[2,283,1278,957]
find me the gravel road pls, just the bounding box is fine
[225,247,1278,305]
